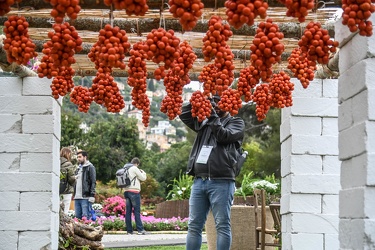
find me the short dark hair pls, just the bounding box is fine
[77,150,88,157]
[131,157,140,165]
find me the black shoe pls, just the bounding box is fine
[127,232,133,235]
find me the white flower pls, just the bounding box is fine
[251,180,278,191]
[92,203,103,210]
[177,190,183,195]
[181,187,187,191]
[67,210,75,218]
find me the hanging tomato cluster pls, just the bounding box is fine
[37,22,82,84]
[172,41,197,85]
[143,28,181,80]
[225,0,268,29]
[249,70,295,121]
[2,16,37,66]
[237,67,257,102]
[250,18,284,83]
[45,0,81,23]
[298,21,339,65]
[103,0,149,16]
[287,47,316,88]
[202,16,233,62]
[199,64,217,96]
[342,0,374,36]
[252,83,271,121]
[50,66,75,99]
[278,0,315,22]
[46,23,82,67]
[160,41,197,120]
[160,71,185,120]
[70,86,93,113]
[128,41,151,127]
[169,0,204,31]
[268,71,294,108]
[213,45,235,95]
[0,0,21,16]
[217,88,242,115]
[199,16,235,99]
[190,90,213,122]
[132,91,151,127]
[90,67,125,113]
[88,24,130,70]
[127,41,148,87]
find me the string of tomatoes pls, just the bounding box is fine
[1,0,363,124]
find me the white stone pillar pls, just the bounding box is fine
[280,78,340,250]
[0,77,60,250]
[335,15,375,250]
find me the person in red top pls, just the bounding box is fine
[123,157,147,235]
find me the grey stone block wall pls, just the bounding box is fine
[281,78,340,250]
[336,14,375,250]
[0,77,60,250]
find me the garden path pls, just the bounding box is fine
[102,231,207,248]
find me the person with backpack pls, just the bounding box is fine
[60,147,77,214]
[179,93,245,250]
[74,150,96,219]
[123,157,147,235]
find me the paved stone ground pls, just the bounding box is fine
[102,231,207,248]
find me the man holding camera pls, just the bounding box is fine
[179,93,245,250]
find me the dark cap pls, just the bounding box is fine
[212,94,221,101]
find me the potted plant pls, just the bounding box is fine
[154,172,193,219]
[206,172,281,250]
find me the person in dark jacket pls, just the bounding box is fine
[179,94,245,250]
[60,147,77,214]
[74,150,96,219]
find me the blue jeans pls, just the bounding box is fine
[186,178,235,250]
[74,199,89,219]
[124,191,144,233]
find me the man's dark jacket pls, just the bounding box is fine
[74,161,96,198]
[179,103,245,180]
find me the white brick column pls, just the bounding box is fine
[0,77,60,250]
[335,15,375,250]
[280,78,340,250]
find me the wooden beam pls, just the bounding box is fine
[0,8,337,37]
[16,0,285,10]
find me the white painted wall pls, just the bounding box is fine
[0,77,60,250]
[281,78,340,250]
[335,14,375,250]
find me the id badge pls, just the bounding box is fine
[196,145,213,164]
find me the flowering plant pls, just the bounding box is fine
[101,195,126,216]
[234,172,280,201]
[26,57,40,72]
[76,214,189,232]
[92,203,103,211]
[166,171,194,201]
[67,210,75,218]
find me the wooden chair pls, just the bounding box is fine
[254,189,281,250]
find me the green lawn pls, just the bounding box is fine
[107,244,208,250]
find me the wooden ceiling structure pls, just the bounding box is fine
[0,0,342,80]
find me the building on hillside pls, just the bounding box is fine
[151,120,176,136]
[145,133,171,152]
[126,109,149,141]
[126,111,179,152]
[127,109,143,121]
